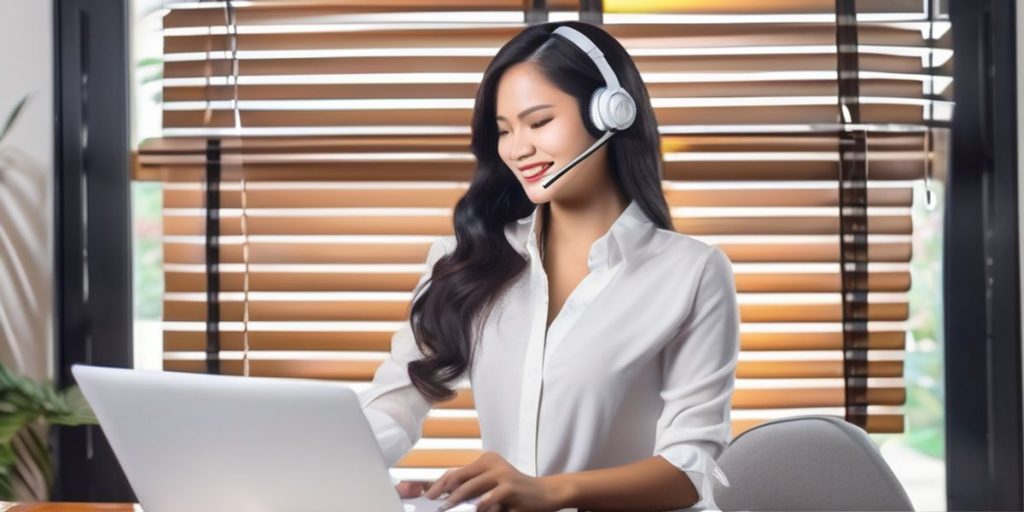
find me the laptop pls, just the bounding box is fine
[72,364,477,512]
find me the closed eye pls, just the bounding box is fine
[497,118,552,137]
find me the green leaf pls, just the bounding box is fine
[0,94,30,144]
[139,70,164,86]
[137,56,163,67]
[49,386,97,426]
[0,362,98,502]
[0,443,14,500]
[0,363,98,427]
[0,413,34,445]
[0,466,13,501]
[0,443,15,466]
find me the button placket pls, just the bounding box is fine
[541,260,624,374]
[513,238,549,477]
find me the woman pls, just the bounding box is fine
[359,21,739,512]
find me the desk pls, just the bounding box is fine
[2,504,134,511]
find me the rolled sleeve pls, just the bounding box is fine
[358,235,455,467]
[364,406,414,469]
[654,247,740,509]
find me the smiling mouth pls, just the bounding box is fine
[523,162,553,179]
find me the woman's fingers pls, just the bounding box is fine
[440,472,496,510]
[394,481,415,498]
[395,480,429,498]
[425,469,456,499]
[426,453,498,500]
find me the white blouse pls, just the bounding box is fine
[358,199,740,511]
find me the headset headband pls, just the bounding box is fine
[552,26,623,91]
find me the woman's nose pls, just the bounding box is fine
[509,130,535,162]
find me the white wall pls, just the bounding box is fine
[0,0,54,381]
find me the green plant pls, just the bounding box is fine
[137,56,163,104]
[0,363,97,501]
[0,95,29,144]
[904,180,946,459]
[1,95,97,501]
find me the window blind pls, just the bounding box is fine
[136,0,951,476]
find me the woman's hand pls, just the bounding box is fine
[424,451,572,512]
[395,480,432,498]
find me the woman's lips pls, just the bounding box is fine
[524,163,553,183]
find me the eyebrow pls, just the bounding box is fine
[495,104,553,122]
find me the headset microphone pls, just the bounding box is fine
[541,26,637,189]
[541,131,614,189]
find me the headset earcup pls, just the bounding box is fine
[604,89,636,131]
[592,87,636,132]
[589,87,608,132]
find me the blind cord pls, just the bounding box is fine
[924,2,937,212]
[222,0,251,377]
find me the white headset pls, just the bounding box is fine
[539,26,637,188]
[552,25,637,133]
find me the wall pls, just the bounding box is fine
[0,0,54,381]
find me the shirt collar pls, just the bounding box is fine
[507,199,653,271]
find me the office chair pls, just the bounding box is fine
[712,415,915,511]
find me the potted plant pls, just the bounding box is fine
[0,362,97,501]
[0,96,99,502]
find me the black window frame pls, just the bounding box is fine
[946,0,1023,509]
[52,0,135,501]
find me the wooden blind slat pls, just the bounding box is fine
[162,186,913,209]
[162,359,904,381]
[161,298,909,323]
[164,269,911,294]
[162,0,927,29]
[163,24,935,54]
[163,54,927,79]
[161,104,923,130]
[139,159,927,183]
[163,1,530,29]
[163,80,925,103]
[162,240,913,265]
[140,134,929,154]
[162,329,908,353]
[161,213,913,237]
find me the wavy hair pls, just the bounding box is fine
[407,21,673,402]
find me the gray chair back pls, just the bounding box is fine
[712,415,914,511]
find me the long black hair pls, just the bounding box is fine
[407,21,673,402]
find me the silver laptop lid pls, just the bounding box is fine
[72,364,405,512]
